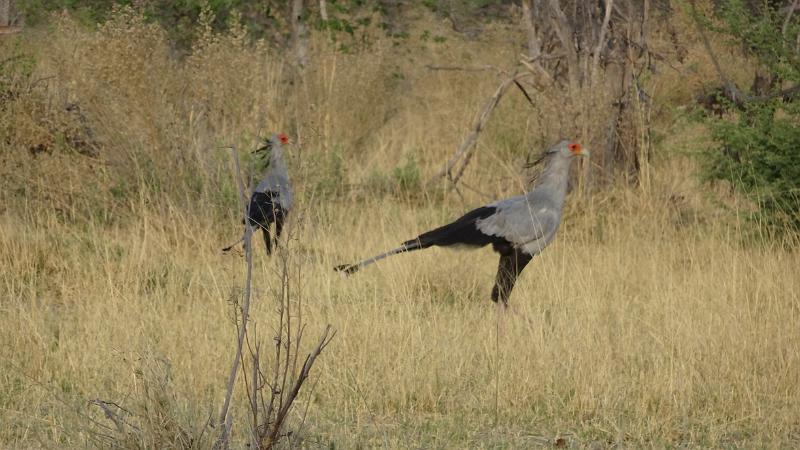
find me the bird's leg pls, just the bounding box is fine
[496,299,508,338]
[274,211,286,250]
[491,251,533,304]
[263,226,273,255]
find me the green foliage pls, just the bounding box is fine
[701,1,800,235]
[314,147,347,196]
[392,156,421,194]
[704,101,800,232]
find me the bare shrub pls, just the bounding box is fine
[215,147,335,449]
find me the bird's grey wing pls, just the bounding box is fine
[255,174,293,209]
[477,198,558,249]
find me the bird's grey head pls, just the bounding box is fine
[548,139,589,158]
[253,133,290,154]
[526,139,588,168]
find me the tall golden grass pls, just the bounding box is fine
[1,6,798,448]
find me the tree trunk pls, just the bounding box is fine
[291,0,309,70]
[319,0,328,21]
[0,0,11,27]
[521,0,541,60]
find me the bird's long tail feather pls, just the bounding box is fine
[221,237,244,252]
[334,241,422,275]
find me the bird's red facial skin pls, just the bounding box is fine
[568,143,582,154]
[279,133,289,144]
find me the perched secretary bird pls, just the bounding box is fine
[334,139,589,305]
[223,133,292,255]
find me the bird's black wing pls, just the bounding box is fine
[402,206,507,249]
[247,191,285,228]
[335,206,508,276]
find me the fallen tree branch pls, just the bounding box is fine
[425,64,501,72]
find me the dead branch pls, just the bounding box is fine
[89,399,140,434]
[688,0,742,103]
[518,58,556,90]
[546,0,579,91]
[426,74,522,188]
[521,0,542,60]
[261,325,336,448]
[591,0,615,85]
[250,342,260,449]
[425,64,500,72]
[783,0,799,37]
[215,146,256,449]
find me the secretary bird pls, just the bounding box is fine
[223,133,292,255]
[334,139,588,305]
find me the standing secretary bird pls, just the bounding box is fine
[223,133,292,255]
[335,140,589,305]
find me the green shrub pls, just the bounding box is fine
[705,101,800,232]
[701,0,800,235]
[392,156,421,194]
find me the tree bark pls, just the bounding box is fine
[0,0,11,27]
[521,0,541,60]
[292,0,309,70]
[319,0,328,21]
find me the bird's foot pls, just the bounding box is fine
[334,264,359,276]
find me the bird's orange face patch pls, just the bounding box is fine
[278,133,289,145]
[568,143,582,154]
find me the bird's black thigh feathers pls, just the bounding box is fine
[491,250,533,305]
[247,191,286,255]
[402,206,507,250]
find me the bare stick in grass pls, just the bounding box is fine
[426,74,521,188]
[216,145,255,448]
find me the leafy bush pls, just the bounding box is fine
[705,101,800,232]
[701,0,800,235]
[392,156,421,194]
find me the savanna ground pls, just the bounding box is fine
[1,4,800,449]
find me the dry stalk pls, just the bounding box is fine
[215,145,255,449]
[216,143,335,449]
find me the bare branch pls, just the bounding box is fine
[250,342,260,449]
[521,0,542,60]
[216,146,257,449]
[783,0,799,37]
[546,0,579,90]
[688,0,742,103]
[591,0,614,85]
[262,325,336,448]
[519,58,556,90]
[426,74,521,187]
[425,64,500,72]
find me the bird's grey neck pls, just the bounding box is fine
[528,155,571,200]
[269,147,287,172]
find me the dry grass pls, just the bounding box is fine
[1,6,799,449]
